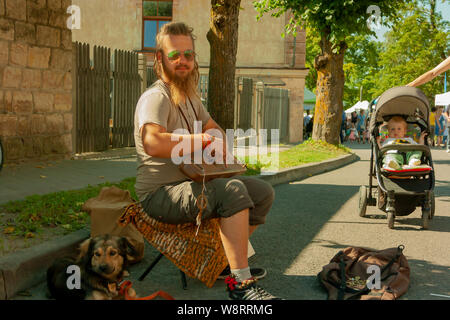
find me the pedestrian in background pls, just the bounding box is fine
[340,111,347,144]
[444,105,450,152]
[435,106,444,147]
[429,107,436,147]
[357,109,367,144]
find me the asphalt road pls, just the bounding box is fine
[12,142,450,300]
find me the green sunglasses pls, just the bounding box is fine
[166,49,196,61]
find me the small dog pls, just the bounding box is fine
[46,234,137,300]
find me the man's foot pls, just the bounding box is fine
[218,266,267,280]
[225,275,281,300]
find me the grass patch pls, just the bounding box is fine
[1,139,351,239]
[0,178,137,238]
[242,139,351,175]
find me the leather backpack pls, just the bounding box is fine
[317,245,410,300]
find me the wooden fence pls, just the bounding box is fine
[112,50,141,148]
[74,42,110,153]
[73,42,141,153]
[262,87,290,143]
[237,77,253,131]
[147,66,157,88]
[235,78,290,143]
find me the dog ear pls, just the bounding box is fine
[77,238,91,262]
[119,237,138,261]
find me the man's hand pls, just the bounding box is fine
[203,133,234,166]
[202,118,234,166]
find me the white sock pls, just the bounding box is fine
[230,267,252,282]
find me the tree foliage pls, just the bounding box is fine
[369,0,449,102]
[304,27,321,92]
[343,34,381,106]
[254,0,406,144]
[254,0,405,51]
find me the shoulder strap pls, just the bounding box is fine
[177,97,199,134]
[188,97,199,120]
[177,106,193,134]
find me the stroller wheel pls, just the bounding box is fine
[387,210,395,229]
[358,186,368,217]
[421,209,430,230]
[430,191,435,220]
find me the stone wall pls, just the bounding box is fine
[0,0,72,164]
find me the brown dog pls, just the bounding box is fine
[47,234,137,300]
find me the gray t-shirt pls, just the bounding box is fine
[134,80,211,201]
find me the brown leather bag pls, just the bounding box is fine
[317,245,410,300]
[179,160,247,183]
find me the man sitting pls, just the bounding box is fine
[133,22,280,300]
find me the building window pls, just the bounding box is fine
[142,0,173,50]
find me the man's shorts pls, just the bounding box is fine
[141,176,275,226]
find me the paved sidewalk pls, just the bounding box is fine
[0,148,138,205]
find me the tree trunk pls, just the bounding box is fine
[312,35,347,145]
[206,0,241,131]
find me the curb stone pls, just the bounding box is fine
[256,153,359,186]
[0,228,90,300]
[0,152,357,300]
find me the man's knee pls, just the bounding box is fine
[262,181,275,205]
[224,178,248,194]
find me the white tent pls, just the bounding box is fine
[435,91,450,106]
[345,100,369,114]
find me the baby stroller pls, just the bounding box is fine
[358,86,435,229]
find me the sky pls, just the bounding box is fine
[373,1,450,41]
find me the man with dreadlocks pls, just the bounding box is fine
[133,22,280,300]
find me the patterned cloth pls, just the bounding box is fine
[118,202,228,288]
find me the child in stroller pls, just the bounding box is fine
[377,116,427,170]
[358,86,435,230]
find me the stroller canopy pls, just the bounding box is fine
[369,86,430,134]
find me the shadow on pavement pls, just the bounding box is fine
[406,259,450,299]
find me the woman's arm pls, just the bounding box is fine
[407,56,450,87]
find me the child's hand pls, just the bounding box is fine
[376,136,382,148]
[419,131,428,144]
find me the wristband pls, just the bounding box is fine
[202,135,214,149]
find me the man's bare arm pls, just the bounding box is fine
[203,118,226,137]
[141,123,206,158]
